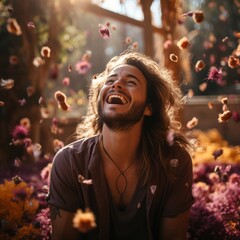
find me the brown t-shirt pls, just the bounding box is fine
[48,135,194,240]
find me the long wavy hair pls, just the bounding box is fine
[76,49,191,182]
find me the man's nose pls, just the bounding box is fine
[111,80,123,89]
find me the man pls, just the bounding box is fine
[48,49,194,239]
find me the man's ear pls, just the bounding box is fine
[144,104,152,116]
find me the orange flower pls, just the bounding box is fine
[73,208,97,233]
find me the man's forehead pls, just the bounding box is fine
[109,64,145,78]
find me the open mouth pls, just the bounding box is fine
[106,94,128,104]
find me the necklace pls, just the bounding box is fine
[101,138,136,209]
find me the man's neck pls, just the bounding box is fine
[101,123,142,166]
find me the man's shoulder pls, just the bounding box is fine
[53,135,99,161]
[62,135,98,152]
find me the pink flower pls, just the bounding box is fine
[232,111,240,122]
[98,24,111,39]
[75,60,91,74]
[207,66,224,86]
[12,125,29,140]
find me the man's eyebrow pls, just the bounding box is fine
[126,74,140,83]
[107,73,140,83]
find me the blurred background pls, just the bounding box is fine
[0,1,240,239]
[0,0,239,165]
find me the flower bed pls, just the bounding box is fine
[0,129,239,239]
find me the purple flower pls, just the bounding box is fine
[232,111,240,122]
[12,125,29,140]
[75,60,91,74]
[98,24,110,39]
[207,66,224,86]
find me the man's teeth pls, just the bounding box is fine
[108,95,127,104]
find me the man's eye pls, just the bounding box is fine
[128,80,137,85]
[105,79,114,84]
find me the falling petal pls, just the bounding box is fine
[131,41,139,50]
[0,78,14,90]
[199,82,208,92]
[26,86,35,97]
[177,37,190,50]
[186,117,198,129]
[187,89,194,98]
[222,36,229,42]
[218,110,232,123]
[7,18,22,35]
[33,57,45,67]
[195,60,205,72]
[68,64,72,72]
[192,10,204,23]
[27,21,36,29]
[163,39,172,49]
[62,77,70,86]
[212,149,223,160]
[232,111,240,122]
[18,98,27,106]
[207,66,223,85]
[20,118,31,129]
[124,37,132,44]
[208,101,214,109]
[228,55,239,68]
[54,91,71,111]
[81,50,92,61]
[75,61,91,75]
[221,97,228,104]
[98,23,111,39]
[14,158,22,167]
[38,96,44,104]
[40,107,50,119]
[169,53,178,62]
[9,55,19,65]
[41,46,51,58]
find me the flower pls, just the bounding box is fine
[0,178,41,239]
[12,125,29,141]
[189,164,240,239]
[207,66,224,86]
[75,60,91,74]
[98,23,111,39]
[73,208,97,233]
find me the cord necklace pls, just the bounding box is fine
[101,138,136,209]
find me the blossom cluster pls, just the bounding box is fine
[0,176,41,240]
[188,163,240,239]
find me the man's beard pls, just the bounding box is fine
[97,101,147,131]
